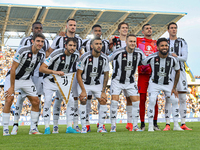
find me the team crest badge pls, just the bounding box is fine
[29,54,32,57]
[62,57,65,60]
[123,54,126,57]
[89,58,92,61]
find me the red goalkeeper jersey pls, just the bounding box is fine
[137,37,157,75]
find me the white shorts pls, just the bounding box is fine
[4,75,37,97]
[176,70,187,92]
[148,80,173,97]
[87,74,104,96]
[72,73,79,97]
[78,84,102,99]
[110,79,139,97]
[31,76,43,95]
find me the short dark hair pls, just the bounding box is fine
[32,33,45,40]
[32,22,42,28]
[118,22,129,30]
[126,34,136,39]
[156,37,168,46]
[92,24,101,30]
[91,37,102,44]
[167,22,177,29]
[142,24,151,30]
[65,37,78,45]
[67,19,76,23]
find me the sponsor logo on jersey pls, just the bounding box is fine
[15,55,20,60]
[90,72,98,77]
[61,60,65,64]
[27,58,31,61]
[125,66,133,71]
[88,62,93,65]
[46,57,51,63]
[155,62,159,65]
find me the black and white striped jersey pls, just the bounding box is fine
[6,45,45,80]
[17,35,50,77]
[51,35,82,51]
[168,37,188,71]
[77,51,110,85]
[82,39,111,55]
[142,52,180,85]
[109,47,145,84]
[18,35,50,52]
[43,48,79,80]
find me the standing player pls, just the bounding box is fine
[109,22,134,131]
[3,33,46,136]
[142,38,183,131]
[137,24,160,131]
[164,22,191,131]
[109,34,145,132]
[11,21,50,135]
[81,24,110,132]
[77,37,110,133]
[39,37,79,134]
[47,19,82,133]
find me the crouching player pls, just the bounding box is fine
[76,37,110,133]
[109,34,145,132]
[3,33,46,135]
[142,38,183,131]
[39,37,79,134]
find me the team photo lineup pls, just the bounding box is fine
[2,17,192,136]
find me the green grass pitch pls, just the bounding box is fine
[0,122,199,150]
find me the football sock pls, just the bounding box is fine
[79,104,86,128]
[3,113,10,130]
[31,111,39,129]
[179,93,187,124]
[147,95,157,127]
[139,93,146,122]
[165,97,171,124]
[66,97,74,128]
[43,95,52,129]
[171,95,179,126]
[132,101,139,127]
[99,105,107,128]
[126,106,133,123]
[53,98,62,127]
[73,100,79,127]
[86,99,91,125]
[110,100,118,126]
[14,94,25,124]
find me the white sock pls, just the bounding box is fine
[43,95,52,129]
[66,97,74,128]
[99,105,107,128]
[31,111,39,129]
[171,95,179,126]
[165,97,172,124]
[110,100,118,126]
[73,100,79,127]
[53,98,62,127]
[79,104,86,128]
[98,102,100,123]
[132,101,139,127]
[3,113,10,130]
[179,93,187,124]
[126,106,133,123]
[148,95,157,127]
[86,99,91,125]
[14,94,26,124]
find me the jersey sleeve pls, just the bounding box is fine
[104,57,110,72]
[174,58,180,71]
[77,56,86,71]
[13,51,23,63]
[141,55,151,66]
[44,52,58,67]
[178,39,188,62]
[50,36,62,50]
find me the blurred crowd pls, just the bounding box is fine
[0,48,200,119]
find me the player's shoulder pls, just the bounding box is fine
[177,37,187,45]
[20,36,32,45]
[38,48,46,55]
[113,47,125,54]
[135,47,144,53]
[75,35,82,41]
[82,39,90,45]
[102,39,109,44]
[53,35,63,41]
[73,50,80,57]
[80,51,91,60]
[168,53,179,62]
[50,48,64,58]
[147,51,158,58]
[100,52,109,60]
[17,45,31,54]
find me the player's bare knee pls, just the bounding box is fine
[5,97,14,107]
[80,100,86,105]
[126,97,132,105]
[30,97,40,107]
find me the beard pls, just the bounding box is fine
[94,48,101,53]
[160,49,169,55]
